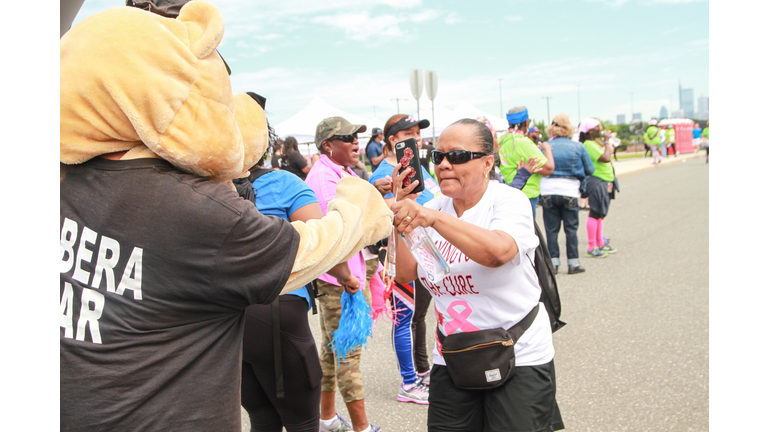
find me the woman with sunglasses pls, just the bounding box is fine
[391,118,564,432]
[305,116,383,432]
[367,114,441,405]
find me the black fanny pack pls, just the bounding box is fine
[438,304,539,390]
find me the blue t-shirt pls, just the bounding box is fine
[369,158,441,205]
[253,170,319,309]
[366,140,384,172]
[693,128,702,139]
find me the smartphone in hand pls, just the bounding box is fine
[395,138,425,195]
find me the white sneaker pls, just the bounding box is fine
[319,414,353,432]
[397,382,429,405]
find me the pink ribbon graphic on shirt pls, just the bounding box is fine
[443,300,480,335]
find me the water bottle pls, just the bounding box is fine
[400,226,450,284]
[386,227,398,277]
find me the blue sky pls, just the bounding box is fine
[72,0,709,126]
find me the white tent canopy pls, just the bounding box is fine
[273,97,378,144]
[274,98,512,149]
[414,103,458,141]
[450,103,508,133]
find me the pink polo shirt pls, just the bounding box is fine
[305,154,367,287]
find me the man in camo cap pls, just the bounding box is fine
[306,117,383,432]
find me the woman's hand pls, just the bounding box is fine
[390,199,437,236]
[339,275,361,295]
[517,156,542,174]
[326,262,360,294]
[334,268,361,294]
[391,164,422,202]
[373,177,392,197]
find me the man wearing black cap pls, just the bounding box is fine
[365,127,385,172]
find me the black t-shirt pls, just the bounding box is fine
[282,150,308,180]
[60,158,300,431]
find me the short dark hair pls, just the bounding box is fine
[447,118,494,154]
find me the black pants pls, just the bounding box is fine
[541,195,580,264]
[428,362,564,431]
[241,295,322,432]
[411,277,433,374]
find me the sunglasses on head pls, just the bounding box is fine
[431,150,489,165]
[331,133,358,143]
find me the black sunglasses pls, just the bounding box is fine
[432,150,489,165]
[330,133,358,143]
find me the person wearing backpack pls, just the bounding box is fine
[236,136,363,432]
[391,119,564,432]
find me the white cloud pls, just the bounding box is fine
[310,8,440,41]
[377,0,422,8]
[411,9,442,23]
[650,0,706,3]
[445,12,464,25]
[312,12,405,41]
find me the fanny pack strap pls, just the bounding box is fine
[438,303,540,345]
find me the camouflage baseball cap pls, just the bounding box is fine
[315,116,367,150]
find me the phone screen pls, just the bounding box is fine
[395,138,425,195]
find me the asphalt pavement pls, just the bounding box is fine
[242,150,709,432]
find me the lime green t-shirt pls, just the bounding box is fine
[665,128,675,143]
[498,132,548,199]
[702,127,709,139]
[584,140,614,182]
[643,126,661,146]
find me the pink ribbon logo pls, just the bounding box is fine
[443,300,480,335]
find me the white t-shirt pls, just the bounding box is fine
[419,181,555,367]
[540,177,580,198]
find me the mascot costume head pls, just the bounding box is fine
[60,0,265,181]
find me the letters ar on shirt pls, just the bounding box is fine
[60,217,144,344]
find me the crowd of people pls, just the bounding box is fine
[61,2,709,432]
[235,105,630,431]
[642,119,709,164]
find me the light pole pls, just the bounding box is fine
[498,78,504,118]
[577,85,581,123]
[542,96,553,124]
[390,98,408,114]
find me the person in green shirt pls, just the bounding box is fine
[578,118,617,258]
[702,121,709,163]
[498,106,554,217]
[642,119,662,165]
[665,125,677,157]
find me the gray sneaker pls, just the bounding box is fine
[587,247,608,258]
[417,371,430,387]
[319,413,353,432]
[397,382,429,405]
[600,244,617,254]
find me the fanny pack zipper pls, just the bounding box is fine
[441,338,514,354]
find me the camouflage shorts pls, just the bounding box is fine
[316,270,373,403]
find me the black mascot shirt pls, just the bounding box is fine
[60,158,300,431]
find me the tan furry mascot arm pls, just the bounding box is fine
[232,95,393,294]
[282,177,392,293]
